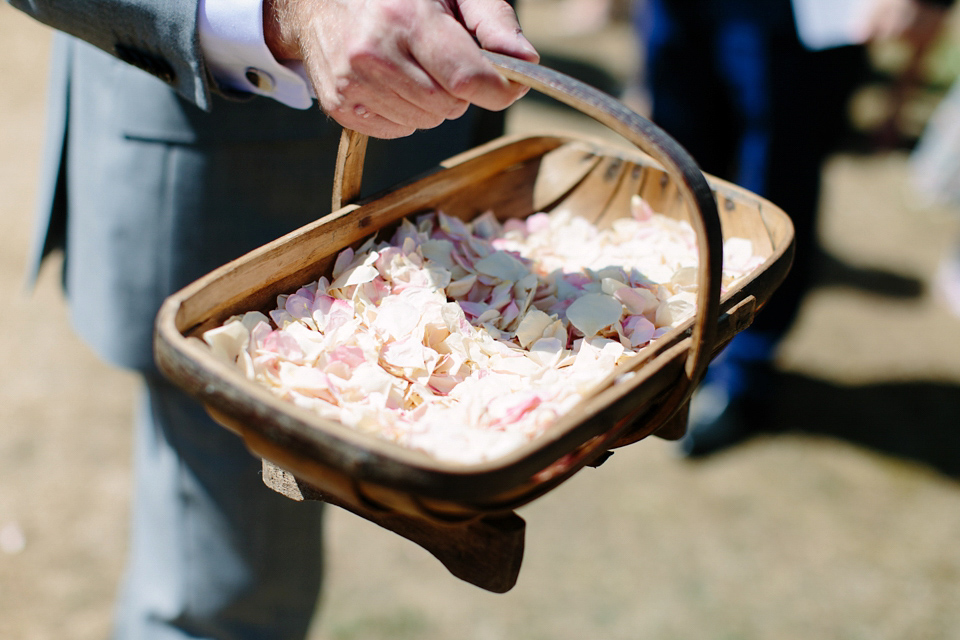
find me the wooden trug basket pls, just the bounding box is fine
[154,53,794,593]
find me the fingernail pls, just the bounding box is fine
[517,34,539,60]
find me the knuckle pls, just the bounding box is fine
[345,46,380,70]
[376,0,413,28]
[446,68,484,98]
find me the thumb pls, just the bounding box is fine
[456,0,540,62]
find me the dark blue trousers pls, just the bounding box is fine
[641,0,868,394]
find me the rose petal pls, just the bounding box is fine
[514,308,555,348]
[565,292,623,337]
[474,252,530,283]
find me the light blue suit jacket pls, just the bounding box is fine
[12,1,499,372]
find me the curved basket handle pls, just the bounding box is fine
[332,51,722,397]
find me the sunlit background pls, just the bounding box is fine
[3,2,960,638]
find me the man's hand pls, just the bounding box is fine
[264,0,539,139]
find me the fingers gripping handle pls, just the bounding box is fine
[332,51,722,392]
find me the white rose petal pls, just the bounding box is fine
[474,252,530,282]
[655,291,697,327]
[205,202,760,464]
[515,309,556,349]
[203,319,250,363]
[565,293,623,337]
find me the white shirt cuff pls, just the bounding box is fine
[198,0,315,109]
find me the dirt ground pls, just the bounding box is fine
[4,4,960,640]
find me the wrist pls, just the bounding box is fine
[263,0,301,60]
[199,0,315,108]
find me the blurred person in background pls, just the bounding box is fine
[911,74,960,317]
[631,0,954,457]
[6,0,537,638]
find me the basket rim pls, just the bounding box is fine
[154,132,794,506]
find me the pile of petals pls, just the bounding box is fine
[203,196,764,464]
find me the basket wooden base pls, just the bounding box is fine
[258,397,693,593]
[262,460,526,593]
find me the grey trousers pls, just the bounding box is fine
[112,375,325,640]
[45,41,504,639]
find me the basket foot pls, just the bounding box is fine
[262,461,525,593]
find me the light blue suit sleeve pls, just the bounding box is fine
[7,0,212,108]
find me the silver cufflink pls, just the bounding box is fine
[245,67,276,92]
